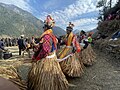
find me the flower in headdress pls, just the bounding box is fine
[68,22,74,28]
[44,15,55,28]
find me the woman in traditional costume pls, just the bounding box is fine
[57,22,84,77]
[27,15,68,90]
[79,31,96,66]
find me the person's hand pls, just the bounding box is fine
[72,47,76,53]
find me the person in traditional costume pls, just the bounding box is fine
[27,15,68,90]
[57,22,84,77]
[79,31,96,66]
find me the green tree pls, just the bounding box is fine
[96,0,111,21]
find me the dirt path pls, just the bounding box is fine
[69,49,120,90]
[3,46,120,90]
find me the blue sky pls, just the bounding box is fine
[0,0,118,31]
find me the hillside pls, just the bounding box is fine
[97,20,120,36]
[0,3,65,37]
[53,26,66,37]
[0,3,45,37]
[94,19,120,60]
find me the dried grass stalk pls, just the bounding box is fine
[0,66,19,79]
[81,44,96,66]
[27,56,68,90]
[60,53,84,77]
[0,65,27,90]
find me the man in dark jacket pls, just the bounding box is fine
[0,39,6,59]
[17,35,26,55]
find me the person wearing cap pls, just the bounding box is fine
[28,15,68,90]
[58,22,84,77]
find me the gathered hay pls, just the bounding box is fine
[81,44,96,66]
[0,65,27,90]
[0,66,20,79]
[0,59,31,90]
[27,56,68,90]
[60,53,84,77]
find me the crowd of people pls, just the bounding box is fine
[0,36,36,59]
[0,38,18,47]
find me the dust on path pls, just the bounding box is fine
[69,49,120,90]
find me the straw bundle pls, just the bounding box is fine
[0,66,20,79]
[81,44,96,66]
[60,53,84,77]
[27,56,68,90]
[76,52,85,69]
[0,66,27,90]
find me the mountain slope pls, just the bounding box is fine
[0,3,44,37]
[53,26,66,37]
[0,3,65,37]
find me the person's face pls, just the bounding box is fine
[43,26,47,32]
[66,30,71,34]
[80,32,83,35]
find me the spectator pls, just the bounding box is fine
[22,38,31,58]
[17,35,26,55]
[78,30,86,43]
[107,14,112,20]
[0,39,6,59]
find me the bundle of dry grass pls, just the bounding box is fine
[0,66,27,90]
[27,56,68,90]
[0,66,20,79]
[81,44,96,66]
[60,53,84,77]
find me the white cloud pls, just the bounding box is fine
[73,18,98,27]
[0,0,33,13]
[40,0,100,31]
[40,0,118,31]
[43,0,60,9]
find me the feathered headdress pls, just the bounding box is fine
[66,22,74,31]
[68,22,74,28]
[44,15,55,28]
